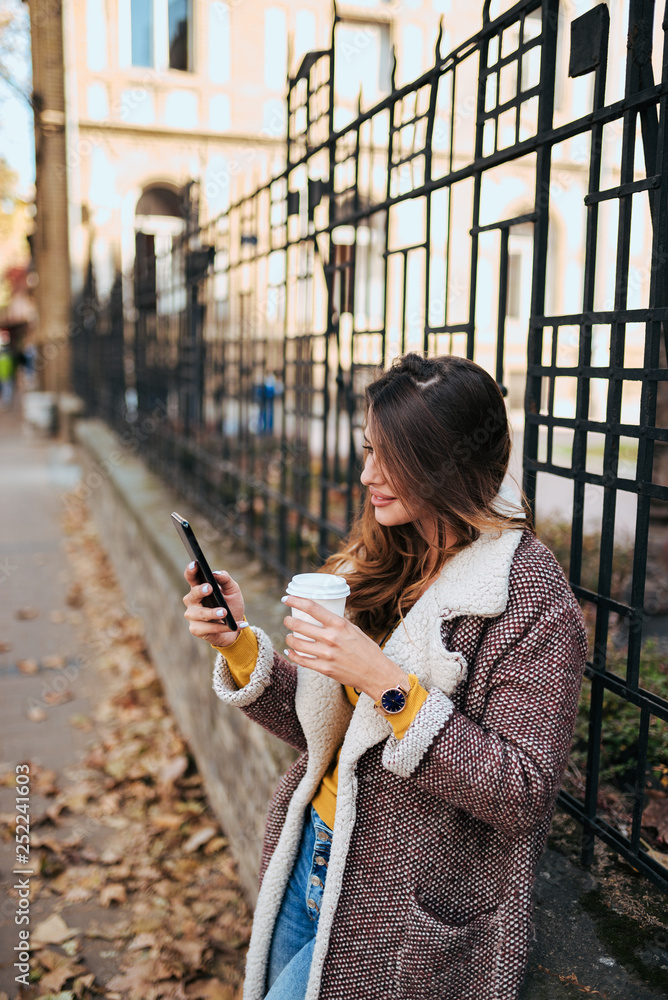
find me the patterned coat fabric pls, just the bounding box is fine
[212,529,588,1000]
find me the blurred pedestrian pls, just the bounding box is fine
[20,341,37,389]
[183,353,588,1000]
[0,332,17,410]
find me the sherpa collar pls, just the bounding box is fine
[295,523,525,773]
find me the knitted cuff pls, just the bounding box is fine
[212,625,274,707]
[381,687,455,778]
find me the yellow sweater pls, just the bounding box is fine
[214,626,429,831]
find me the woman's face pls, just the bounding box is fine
[360,420,416,527]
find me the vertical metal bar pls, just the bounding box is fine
[319,32,338,561]
[570,5,609,592]
[628,0,668,687]
[523,0,558,523]
[630,707,650,855]
[496,227,509,391]
[467,32,490,361]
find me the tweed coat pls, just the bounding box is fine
[212,528,588,1000]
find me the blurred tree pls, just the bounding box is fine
[0,0,32,108]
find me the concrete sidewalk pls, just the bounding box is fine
[1,399,666,1000]
[0,402,251,998]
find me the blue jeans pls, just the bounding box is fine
[265,805,333,1000]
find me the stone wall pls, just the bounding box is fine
[74,419,296,902]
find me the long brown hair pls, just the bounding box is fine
[321,353,529,634]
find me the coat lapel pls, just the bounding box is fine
[329,526,525,769]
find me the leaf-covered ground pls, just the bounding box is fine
[0,495,252,1000]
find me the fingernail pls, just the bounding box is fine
[202,584,211,594]
[216,609,226,617]
[189,561,196,569]
[283,649,291,657]
[238,621,250,628]
[281,596,288,603]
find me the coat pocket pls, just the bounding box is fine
[394,896,501,1000]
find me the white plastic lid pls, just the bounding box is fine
[286,573,350,599]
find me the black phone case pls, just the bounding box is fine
[171,512,238,631]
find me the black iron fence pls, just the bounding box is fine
[71,0,668,892]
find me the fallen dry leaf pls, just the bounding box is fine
[99,848,122,864]
[0,640,12,652]
[151,812,185,830]
[66,581,84,607]
[27,705,47,722]
[186,979,236,1000]
[170,937,207,968]
[639,838,668,870]
[72,973,95,996]
[100,882,127,906]
[69,712,93,731]
[107,958,160,1000]
[44,689,74,706]
[159,754,189,788]
[50,609,66,623]
[30,764,59,794]
[16,606,39,619]
[39,959,85,992]
[127,931,158,951]
[183,825,218,853]
[641,793,668,843]
[33,913,80,945]
[17,658,39,674]
[61,937,81,957]
[43,653,66,669]
[36,948,73,971]
[204,836,229,855]
[84,918,131,940]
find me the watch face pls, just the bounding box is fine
[380,688,407,714]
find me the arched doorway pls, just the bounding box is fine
[134,184,186,312]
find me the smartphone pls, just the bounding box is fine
[171,512,239,631]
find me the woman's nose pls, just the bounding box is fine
[360,454,375,485]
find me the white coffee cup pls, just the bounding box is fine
[285,573,350,656]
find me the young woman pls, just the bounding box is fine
[182,353,588,1000]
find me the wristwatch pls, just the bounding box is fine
[375,678,411,716]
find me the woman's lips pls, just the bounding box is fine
[370,490,397,507]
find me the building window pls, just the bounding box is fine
[506,222,533,321]
[131,0,154,68]
[129,0,193,71]
[335,19,391,107]
[168,0,190,70]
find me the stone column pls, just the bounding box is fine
[27,0,71,394]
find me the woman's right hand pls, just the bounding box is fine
[182,565,246,647]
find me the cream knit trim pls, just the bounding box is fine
[212,625,274,707]
[382,688,455,778]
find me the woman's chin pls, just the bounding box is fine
[373,505,409,526]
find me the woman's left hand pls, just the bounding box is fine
[282,596,409,703]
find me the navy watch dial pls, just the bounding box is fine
[380,687,407,714]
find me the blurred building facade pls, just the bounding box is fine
[25,0,651,419]
[63,1,450,303]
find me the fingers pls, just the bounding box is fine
[185,599,230,624]
[281,616,323,641]
[283,634,319,661]
[189,620,235,641]
[182,580,214,607]
[283,635,320,663]
[281,595,337,625]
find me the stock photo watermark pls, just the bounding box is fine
[12,763,32,988]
